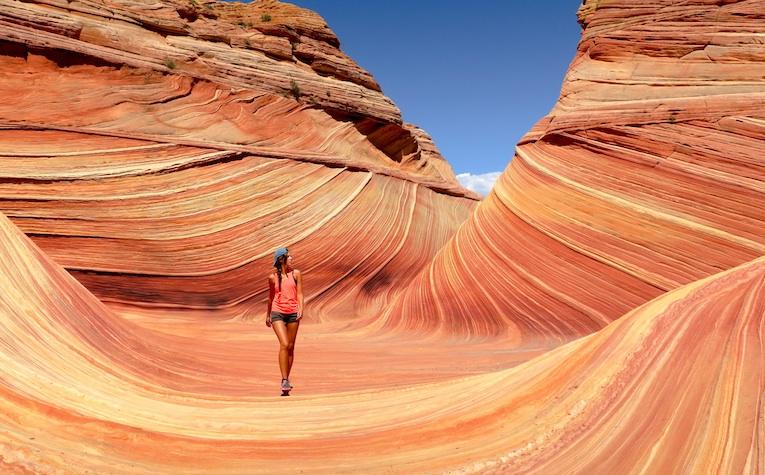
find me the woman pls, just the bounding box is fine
[266,247,303,394]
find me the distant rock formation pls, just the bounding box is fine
[386,0,765,345]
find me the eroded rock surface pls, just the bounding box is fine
[0,0,764,473]
[0,0,478,317]
[1,208,763,473]
[387,0,765,345]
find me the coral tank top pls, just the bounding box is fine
[272,270,298,313]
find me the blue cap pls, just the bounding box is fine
[273,247,289,266]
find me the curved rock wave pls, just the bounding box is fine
[0,5,479,313]
[0,0,764,473]
[1,211,763,473]
[387,0,765,342]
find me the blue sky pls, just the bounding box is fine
[289,1,583,194]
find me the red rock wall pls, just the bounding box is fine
[386,0,765,344]
[0,0,479,319]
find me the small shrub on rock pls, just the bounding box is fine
[289,79,301,99]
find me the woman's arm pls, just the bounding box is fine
[266,274,275,327]
[295,269,304,320]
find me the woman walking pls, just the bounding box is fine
[266,247,303,395]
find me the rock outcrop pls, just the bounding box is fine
[386,0,765,345]
[0,0,479,317]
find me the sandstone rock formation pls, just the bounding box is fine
[0,0,479,318]
[1,209,763,473]
[386,0,765,346]
[0,0,764,473]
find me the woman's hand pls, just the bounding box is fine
[265,314,272,327]
[297,308,303,321]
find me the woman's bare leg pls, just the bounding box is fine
[271,321,291,380]
[286,321,300,377]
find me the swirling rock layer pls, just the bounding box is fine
[0,0,478,316]
[1,209,763,473]
[0,0,764,473]
[388,0,765,344]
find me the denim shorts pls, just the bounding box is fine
[271,311,299,324]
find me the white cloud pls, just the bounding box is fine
[456,171,502,197]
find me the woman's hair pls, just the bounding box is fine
[274,254,287,291]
